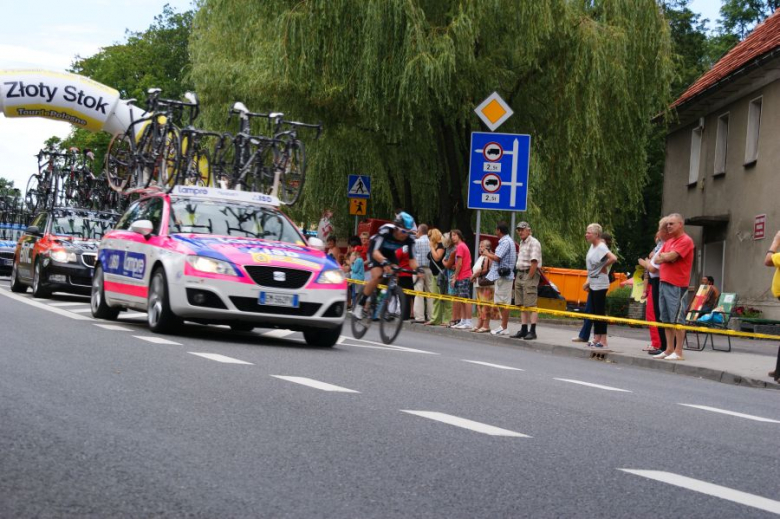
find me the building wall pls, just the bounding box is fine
[663,80,780,317]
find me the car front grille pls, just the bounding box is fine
[243,266,312,289]
[229,296,321,316]
[0,252,13,260]
[81,253,97,268]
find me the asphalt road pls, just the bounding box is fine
[1,278,779,518]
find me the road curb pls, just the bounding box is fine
[404,322,780,391]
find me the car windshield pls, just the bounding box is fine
[52,210,118,239]
[168,199,304,244]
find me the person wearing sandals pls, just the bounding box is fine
[471,240,500,332]
[574,232,613,344]
[763,230,780,383]
[583,223,617,349]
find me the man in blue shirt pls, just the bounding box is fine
[482,222,516,335]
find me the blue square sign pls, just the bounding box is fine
[347,175,371,199]
[467,132,531,211]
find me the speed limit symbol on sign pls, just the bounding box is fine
[481,173,501,193]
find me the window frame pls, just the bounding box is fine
[688,126,703,186]
[713,112,729,176]
[744,96,762,166]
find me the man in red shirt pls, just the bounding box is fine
[653,213,694,361]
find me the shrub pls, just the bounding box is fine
[606,286,632,319]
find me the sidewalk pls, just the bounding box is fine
[407,319,780,390]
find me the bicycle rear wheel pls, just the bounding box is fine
[379,286,406,344]
[149,128,180,189]
[25,175,39,212]
[212,134,237,189]
[106,133,134,192]
[276,139,305,205]
[350,296,374,339]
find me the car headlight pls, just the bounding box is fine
[316,269,345,284]
[50,248,77,263]
[186,256,238,276]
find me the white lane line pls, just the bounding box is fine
[94,324,134,332]
[271,376,359,393]
[0,289,93,320]
[554,378,632,393]
[340,336,438,354]
[69,308,94,313]
[619,469,780,515]
[188,352,254,365]
[261,329,297,339]
[401,411,531,437]
[679,404,780,424]
[117,312,147,319]
[133,335,182,345]
[48,302,89,307]
[462,360,524,371]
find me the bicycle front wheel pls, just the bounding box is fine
[106,133,134,192]
[276,139,305,206]
[379,286,406,344]
[350,296,373,340]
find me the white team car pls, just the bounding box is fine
[91,186,347,347]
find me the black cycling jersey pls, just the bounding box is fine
[367,223,415,267]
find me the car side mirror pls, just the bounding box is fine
[307,237,325,251]
[25,225,41,236]
[130,219,154,237]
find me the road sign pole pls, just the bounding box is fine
[473,210,481,304]
[354,215,358,235]
[510,213,516,234]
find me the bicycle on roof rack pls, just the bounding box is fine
[350,265,416,345]
[105,88,197,194]
[171,92,225,191]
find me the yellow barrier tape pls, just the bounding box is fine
[347,279,780,341]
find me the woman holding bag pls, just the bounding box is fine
[471,240,499,332]
[425,229,451,326]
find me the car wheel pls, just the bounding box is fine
[9,260,27,293]
[230,323,255,332]
[147,267,181,334]
[303,324,342,348]
[31,259,51,299]
[91,264,120,320]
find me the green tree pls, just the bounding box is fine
[45,5,194,173]
[705,0,779,64]
[190,0,673,264]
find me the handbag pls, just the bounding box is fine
[476,257,494,286]
[478,276,494,287]
[498,266,511,277]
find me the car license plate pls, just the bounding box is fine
[258,292,299,308]
[1,259,12,266]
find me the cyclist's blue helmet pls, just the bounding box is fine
[394,212,416,232]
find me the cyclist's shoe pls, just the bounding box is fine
[351,305,364,319]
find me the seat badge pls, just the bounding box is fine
[273,271,286,282]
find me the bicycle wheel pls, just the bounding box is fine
[379,286,406,344]
[349,295,374,339]
[276,139,305,205]
[25,175,39,212]
[180,146,212,188]
[212,134,236,189]
[106,133,134,192]
[149,128,180,189]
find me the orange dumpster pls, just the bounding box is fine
[542,267,627,306]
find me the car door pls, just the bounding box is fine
[100,200,147,304]
[17,212,48,280]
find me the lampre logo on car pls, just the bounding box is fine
[101,249,146,279]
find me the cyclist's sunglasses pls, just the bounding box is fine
[397,228,411,235]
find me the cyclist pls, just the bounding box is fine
[351,216,420,319]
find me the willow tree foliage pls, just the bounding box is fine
[191,0,673,263]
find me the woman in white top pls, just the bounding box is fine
[639,217,670,354]
[583,223,618,349]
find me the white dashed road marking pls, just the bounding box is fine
[48,302,90,307]
[188,353,254,365]
[69,308,93,313]
[340,336,438,354]
[93,324,134,332]
[401,411,531,437]
[0,289,92,320]
[133,336,182,345]
[271,376,359,393]
[462,360,524,371]
[261,329,297,339]
[678,404,780,424]
[619,469,780,515]
[554,378,632,392]
[118,312,147,320]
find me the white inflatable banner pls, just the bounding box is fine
[0,69,145,135]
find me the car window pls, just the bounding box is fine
[30,212,48,232]
[51,210,119,240]
[168,199,305,244]
[138,198,164,235]
[115,200,148,231]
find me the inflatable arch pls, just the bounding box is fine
[0,69,143,136]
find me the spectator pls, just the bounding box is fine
[484,222,517,336]
[426,228,452,326]
[574,232,613,343]
[317,208,334,241]
[449,229,473,329]
[583,223,617,349]
[326,236,340,262]
[358,231,371,283]
[348,251,365,309]
[638,218,669,354]
[653,213,695,361]
[442,232,459,327]
[698,275,720,316]
[512,221,542,340]
[413,224,434,323]
[395,244,414,321]
[763,230,780,384]
[471,239,499,332]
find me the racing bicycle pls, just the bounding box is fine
[350,265,416,345]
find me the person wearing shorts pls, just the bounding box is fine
[482,222,517,335]
[653,213,694,361]
[449,229,473,329]
[512,221,542,340]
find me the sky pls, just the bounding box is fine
[0,0,723,194]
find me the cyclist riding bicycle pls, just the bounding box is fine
[351,215,419,319]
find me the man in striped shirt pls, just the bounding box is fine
[413,224,433,322]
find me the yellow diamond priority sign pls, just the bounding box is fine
[474,91,513,131]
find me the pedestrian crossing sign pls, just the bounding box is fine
[349,198,367,216]
[348,175,370,199]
